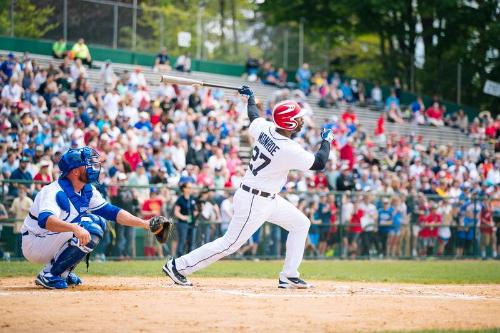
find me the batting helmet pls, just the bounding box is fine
[58,147,101,183]
[272,100,307,131]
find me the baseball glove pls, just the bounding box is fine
[149,216,174,243]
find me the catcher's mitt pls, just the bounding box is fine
[149,216,174,243]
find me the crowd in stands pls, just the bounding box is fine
[0,45,498,261]
[244,58,500,139]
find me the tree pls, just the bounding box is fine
[0,0,57,38]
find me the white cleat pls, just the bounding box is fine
[278,274,313,289]
[162,258,193,287]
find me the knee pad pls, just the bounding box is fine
[50,215,106,277]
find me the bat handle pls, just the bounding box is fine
[203,82,240,90]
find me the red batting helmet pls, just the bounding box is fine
[272,100,307,131]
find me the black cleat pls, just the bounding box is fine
[162,258,193,286]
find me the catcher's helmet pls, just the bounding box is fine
[58,147,101,183]
[272,100,306,131]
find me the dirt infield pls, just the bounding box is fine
[1,277,499,332]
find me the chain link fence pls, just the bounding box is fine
[1,179,498,261]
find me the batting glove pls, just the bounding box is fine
[321,128,335,143]
[238,85,254,97]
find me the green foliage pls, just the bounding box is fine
[0,0,57,38]
[2,260,500,284]
[259,0,499,111]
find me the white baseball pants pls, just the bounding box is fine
[22,232,73,264]
[175,188,310,277]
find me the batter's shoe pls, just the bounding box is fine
[278,274,312,289]
[162,258,193,286]
[66,272,82,286]
[35,272,68,289]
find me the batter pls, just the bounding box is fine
[163,86,334,288]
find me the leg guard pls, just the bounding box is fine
[50,214,106,277]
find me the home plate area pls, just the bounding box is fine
[1,277,499,332]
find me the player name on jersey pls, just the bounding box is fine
[257,132,281,156]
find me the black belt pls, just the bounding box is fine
[29,212,38,221]
[22,231,29,236]
[240,184,275,199]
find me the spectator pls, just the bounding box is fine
[100,60,117,89]
[111,173,139,258]
[437,199,453,256]
[154,47,171,72]
[480,199,496,259]
[409,96,426,125]
[0,53,17,83]
[387,197,402,257]
[175,53,191,73]
[316,194,331,256]
[8,156,32,197]
[360,193,379,256]
[244,56,260,82]
[426,102,444,127]
[197,188,221,244]
[71,38,92,67]
[2,76,23,105]
[52,38,67,59]
[10,185,33,258]
[141,187,164,257]
[0,202,8,258]
[174,182,198,257]
[220,194,234,235]
[33,160,52,192]
[419,201,441,256]
[127,163,149,203]
[348,199,363,258]
[387,102,404,124]
[377,198,393,256]
[296,63,311,94]
[370,83,383,109]
[385,89,400,111]
[186,136,208,168]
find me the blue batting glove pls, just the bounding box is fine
[238,85,254,97]
[321,128,335,143]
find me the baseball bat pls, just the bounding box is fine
[161,74,240,90]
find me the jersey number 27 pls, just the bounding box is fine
[249,146,271,176]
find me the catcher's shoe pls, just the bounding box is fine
[163,258,193,286]
[35,272,68,289]
[66,272,82,286]
[278,273,312,289]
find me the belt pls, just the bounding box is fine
[22,231,29,236]
[240,184,275,199]
[29,212,38,221]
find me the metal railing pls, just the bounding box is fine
[1,179,498,260]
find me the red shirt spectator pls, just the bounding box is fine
[374,114,385,136]
[349,208,363,234]
[314,172,328,189]
[426,103,443,120]
[33,162,52,188]
[341,108,357,124]
[124,147,142,171]
[480,205,494,235]
[339,142,355,170]
[420,208,441,238]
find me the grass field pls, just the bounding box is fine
[1,259,500,284]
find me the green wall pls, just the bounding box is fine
[0,35,245,76]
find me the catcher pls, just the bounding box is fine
[20,147,172,289]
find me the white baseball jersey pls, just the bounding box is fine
[243,118,315,193]
[174,117,315,280]
[21,181,107,237]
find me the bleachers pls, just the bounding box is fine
[5,51,476,161]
